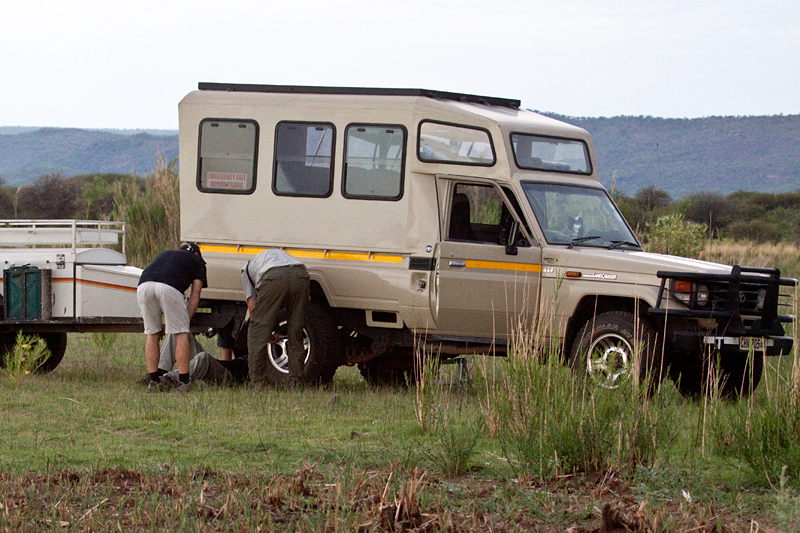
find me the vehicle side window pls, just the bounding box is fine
[343,124,406,200]
[447,183,511,244]
[500,186,532,247]
[273,122,335,197]
[418,121,495,166]
[197,119,258,194]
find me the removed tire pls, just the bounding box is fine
[262,302,341,385]
[0,331,67,373]
[570,311,663,390]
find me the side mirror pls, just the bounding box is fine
[505,220,519,256]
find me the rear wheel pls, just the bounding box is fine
[570,311,663,390]
[262,301,341,385]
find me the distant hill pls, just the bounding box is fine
[542,113,800,197]
[1,115,799,197]
[0,128,178,185]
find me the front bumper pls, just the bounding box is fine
[672,331,793,356]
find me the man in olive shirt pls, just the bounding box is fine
[242,249,309,387]
[137,242,207,390]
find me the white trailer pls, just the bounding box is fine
[0,220,143,371]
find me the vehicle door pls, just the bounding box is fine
[431,177,542,340]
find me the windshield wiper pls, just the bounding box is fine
[608,240,642,250]
[568,235,601,249]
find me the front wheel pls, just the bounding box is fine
[262,302,341,386]
[570,311,662,390]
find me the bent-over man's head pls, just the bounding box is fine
[179,242,202,257]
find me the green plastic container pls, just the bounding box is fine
[3,267,51,320]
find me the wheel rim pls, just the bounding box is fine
[267,320,311,374]
[586,333,632,388]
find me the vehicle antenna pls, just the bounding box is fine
[656,142,664,190]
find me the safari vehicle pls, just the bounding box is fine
[181,83,795,395]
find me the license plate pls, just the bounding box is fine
[739,337,766,351]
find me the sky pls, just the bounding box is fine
[2,0,798,130]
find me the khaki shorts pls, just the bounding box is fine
[137,281,190,335]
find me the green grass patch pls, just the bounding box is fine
[0,332,797,530]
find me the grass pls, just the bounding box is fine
[1,332,798,531]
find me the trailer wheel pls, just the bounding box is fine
[0,331,67,373]
[262,301,341,386]
[36,332,68,373]
[570,311,663,391]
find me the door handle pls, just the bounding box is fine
[449,260,466,267]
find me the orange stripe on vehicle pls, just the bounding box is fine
[50,277,137,292]
[464,260,542,272]
[199,244,240,254]
[197,244,403,263]
[78,279,138,292]
[323,251,403,263]
[286,249,326,259]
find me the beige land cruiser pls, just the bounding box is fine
[181,83,795,396]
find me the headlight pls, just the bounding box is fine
[696,284,710,307]
[757,288,767,310]
[671,280,710,309]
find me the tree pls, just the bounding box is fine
[623,185,673,231]
[0,176,14,218]
[16,173,80,219]
[681,192,732,237]
[634,185,672,213]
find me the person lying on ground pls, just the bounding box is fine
[147,334,248,391]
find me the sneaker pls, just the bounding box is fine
[147,374,178,392]
[139,369,167,385]
[175,381,194,393]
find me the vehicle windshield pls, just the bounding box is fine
[521,182,640,248]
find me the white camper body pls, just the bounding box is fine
[0,220,143,371]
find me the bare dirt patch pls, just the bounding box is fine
[0,466,774,531]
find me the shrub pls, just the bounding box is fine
[1,332,51,381]
[641,213,706,258]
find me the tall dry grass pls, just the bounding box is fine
[473,297,678,480]
[700,240,800,278]
[112,155,181,268]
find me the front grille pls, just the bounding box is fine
[650,265,796,336]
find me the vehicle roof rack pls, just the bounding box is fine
[198,82,521,109]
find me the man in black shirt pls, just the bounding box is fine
[137,242,207,391]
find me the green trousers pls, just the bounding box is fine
[247,265,309,385]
